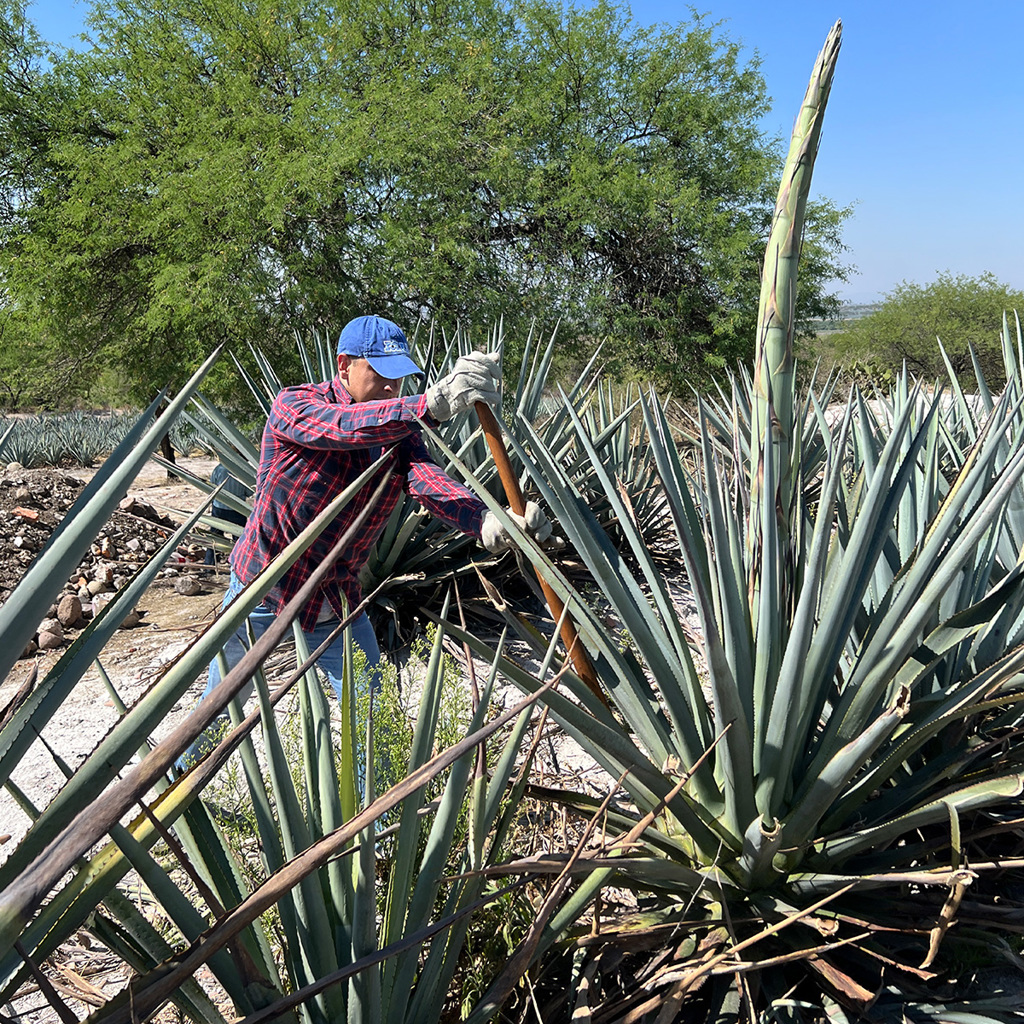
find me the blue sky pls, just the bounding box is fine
[23,0,1024,304]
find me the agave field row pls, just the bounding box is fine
[0,411,218,468]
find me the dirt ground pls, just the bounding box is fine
[0,457,230,856]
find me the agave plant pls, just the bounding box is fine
[953,313,1024,573]
[422,23,1024,1021]
[876,312,1024,586]
[2,618,542,1024]
[0,347,552,1022]
[0,419,15,462]
[0,411,139,468]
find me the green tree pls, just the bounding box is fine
[830,272,1024,388]
[0,0,848,405]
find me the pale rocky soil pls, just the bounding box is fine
[1,456,228,857]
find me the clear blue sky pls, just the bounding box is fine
[23,0,1024,304]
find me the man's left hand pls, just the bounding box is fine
[426,352,501,421]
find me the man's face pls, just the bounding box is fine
[337,354,403,403]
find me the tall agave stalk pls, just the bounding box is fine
[751,22,840,493]
[747,21,841,627]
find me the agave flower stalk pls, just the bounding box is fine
[749,22,841,599]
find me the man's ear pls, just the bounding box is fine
[336,353,350,378]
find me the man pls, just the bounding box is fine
[184,314,554,762]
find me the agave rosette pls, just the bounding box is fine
[0,351,544,1024]
[434,313,1024,1022]
[437,22,1024,1019]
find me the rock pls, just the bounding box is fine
[37,619,64,649]
[126,537,142,552]
[57,594,83,627]
[6,461,24,471]
[92,593,141,628]
[21,639,37,658]
[119,609,142,629]
[174,575,202,596]
[120,497,165,523]
[87,579,111,596]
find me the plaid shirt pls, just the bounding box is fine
[230,377,486,631]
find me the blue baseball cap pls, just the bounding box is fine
[337,315,424,378]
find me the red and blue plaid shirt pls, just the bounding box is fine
[230,377,486,631]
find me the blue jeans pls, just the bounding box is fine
[180,572,381,767]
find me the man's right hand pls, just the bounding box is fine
[425,352,501,421]
[480,502,565,554]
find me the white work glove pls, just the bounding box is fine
[425,352,501,421]
[480,502,564,554]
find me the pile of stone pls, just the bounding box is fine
[1,466,218,658]
[0,468,192,605]
[23,564,145,658]
[23,564,207,659]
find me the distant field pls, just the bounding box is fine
[810,301,880,337]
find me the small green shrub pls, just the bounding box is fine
[827,272,1024,386]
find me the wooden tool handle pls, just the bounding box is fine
[476,402,527,515]
[475,402,607,706]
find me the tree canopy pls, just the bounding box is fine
[829,272,1024,389]
[0,0,848,408]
